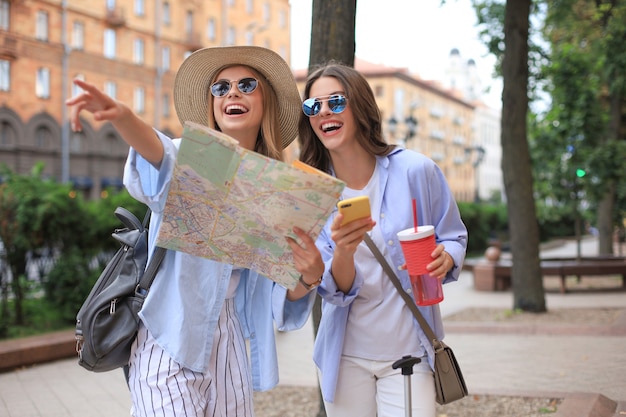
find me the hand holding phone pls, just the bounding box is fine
[337,196,371,226]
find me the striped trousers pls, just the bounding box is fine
[128,298,254,417]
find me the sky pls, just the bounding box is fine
[289,0,503,109]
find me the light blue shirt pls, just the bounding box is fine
[123,130,315,391]
[313,147,468,402]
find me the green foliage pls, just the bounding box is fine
[0,163,91,326]
[85,189,148,253]
[530,0,626,238]
[42,189,146,325]
[458,201,587,257]
[472,0,547,100]
[535,203,577,241]
[43,247,103,324]
[0,164,147,335]
[2,297,70,339]
[458,202,509,255]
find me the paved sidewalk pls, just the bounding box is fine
[1,237,625,416]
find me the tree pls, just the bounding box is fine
[540,0,626,255]
[475,0,546,311]
[0,164,91,331]
[502,0,545,312]
[307,1,357,415]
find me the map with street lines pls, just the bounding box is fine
[156,122,345,289]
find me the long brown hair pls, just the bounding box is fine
[207,65,283,161]
[298,63,394,173]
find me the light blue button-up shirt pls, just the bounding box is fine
[313,147,468,402]
[123,131,315,391]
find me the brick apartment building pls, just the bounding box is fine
[0,0,291,200]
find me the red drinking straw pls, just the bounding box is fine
[412,198,418,232]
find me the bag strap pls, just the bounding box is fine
[363,234,441,350]
[137,246,167,293]
[135,207,167,295]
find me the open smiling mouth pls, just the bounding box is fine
[321,122,342,133]
[225,105,248,115]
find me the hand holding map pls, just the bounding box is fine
[156,121,345,289]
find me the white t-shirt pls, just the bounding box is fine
[341,162,424,360]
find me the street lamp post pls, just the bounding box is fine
[464,145,485,202]
[388,114,418,146]
[61,0,70,184]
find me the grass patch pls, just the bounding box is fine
[1,297,73,340]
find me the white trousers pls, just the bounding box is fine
[323,355,436,417]
[128,298,254,417]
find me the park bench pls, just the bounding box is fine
[465,256,626,294]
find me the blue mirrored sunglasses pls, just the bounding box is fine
[210,77,258,97]
[302,95,348,117]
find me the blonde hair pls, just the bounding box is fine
[207,65,283,161]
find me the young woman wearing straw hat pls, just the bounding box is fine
[66,46,323,417]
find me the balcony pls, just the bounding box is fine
[105,7,126,27]
[0,33,18,59]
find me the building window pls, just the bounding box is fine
[0,0,10,31]
[106,0,115,11]
[104,28,116,59]
[105,81,117,99]
[161,46,170,71]
[70,131,83,154]
[162,2,170,25]
[246,31,254,45]
[71,73,85,97]
[134,87,145,114]
[279,9,286,28]
[207,18,216,41]
[162,93,170,117]
[263,3,270,22]
[0,60,9,91]
[133,38,144,64]
[135,0,145,16]
[246,0,253,14]
[102,132,119,154]
[36,67,50,99]
[185,10,193,36]
[71,21,85,50]
[227,26,235,45]
[0,121,16,147]
[36,10,49,41]
[35,126,52,148]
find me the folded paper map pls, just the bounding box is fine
[156,121,345,289]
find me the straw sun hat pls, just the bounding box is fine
[173,45,301,149]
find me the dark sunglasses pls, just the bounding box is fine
[210,77,259,97]
[302,94,348,117]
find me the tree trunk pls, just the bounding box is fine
[308,0,357,71]
[308,2,357,415]
[597,89,622,255]
[501,0,546,312]
[597,182,615,255]
[8,255,27,325]
[0,264,9,337]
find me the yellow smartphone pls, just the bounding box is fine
[337,196,371,226]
